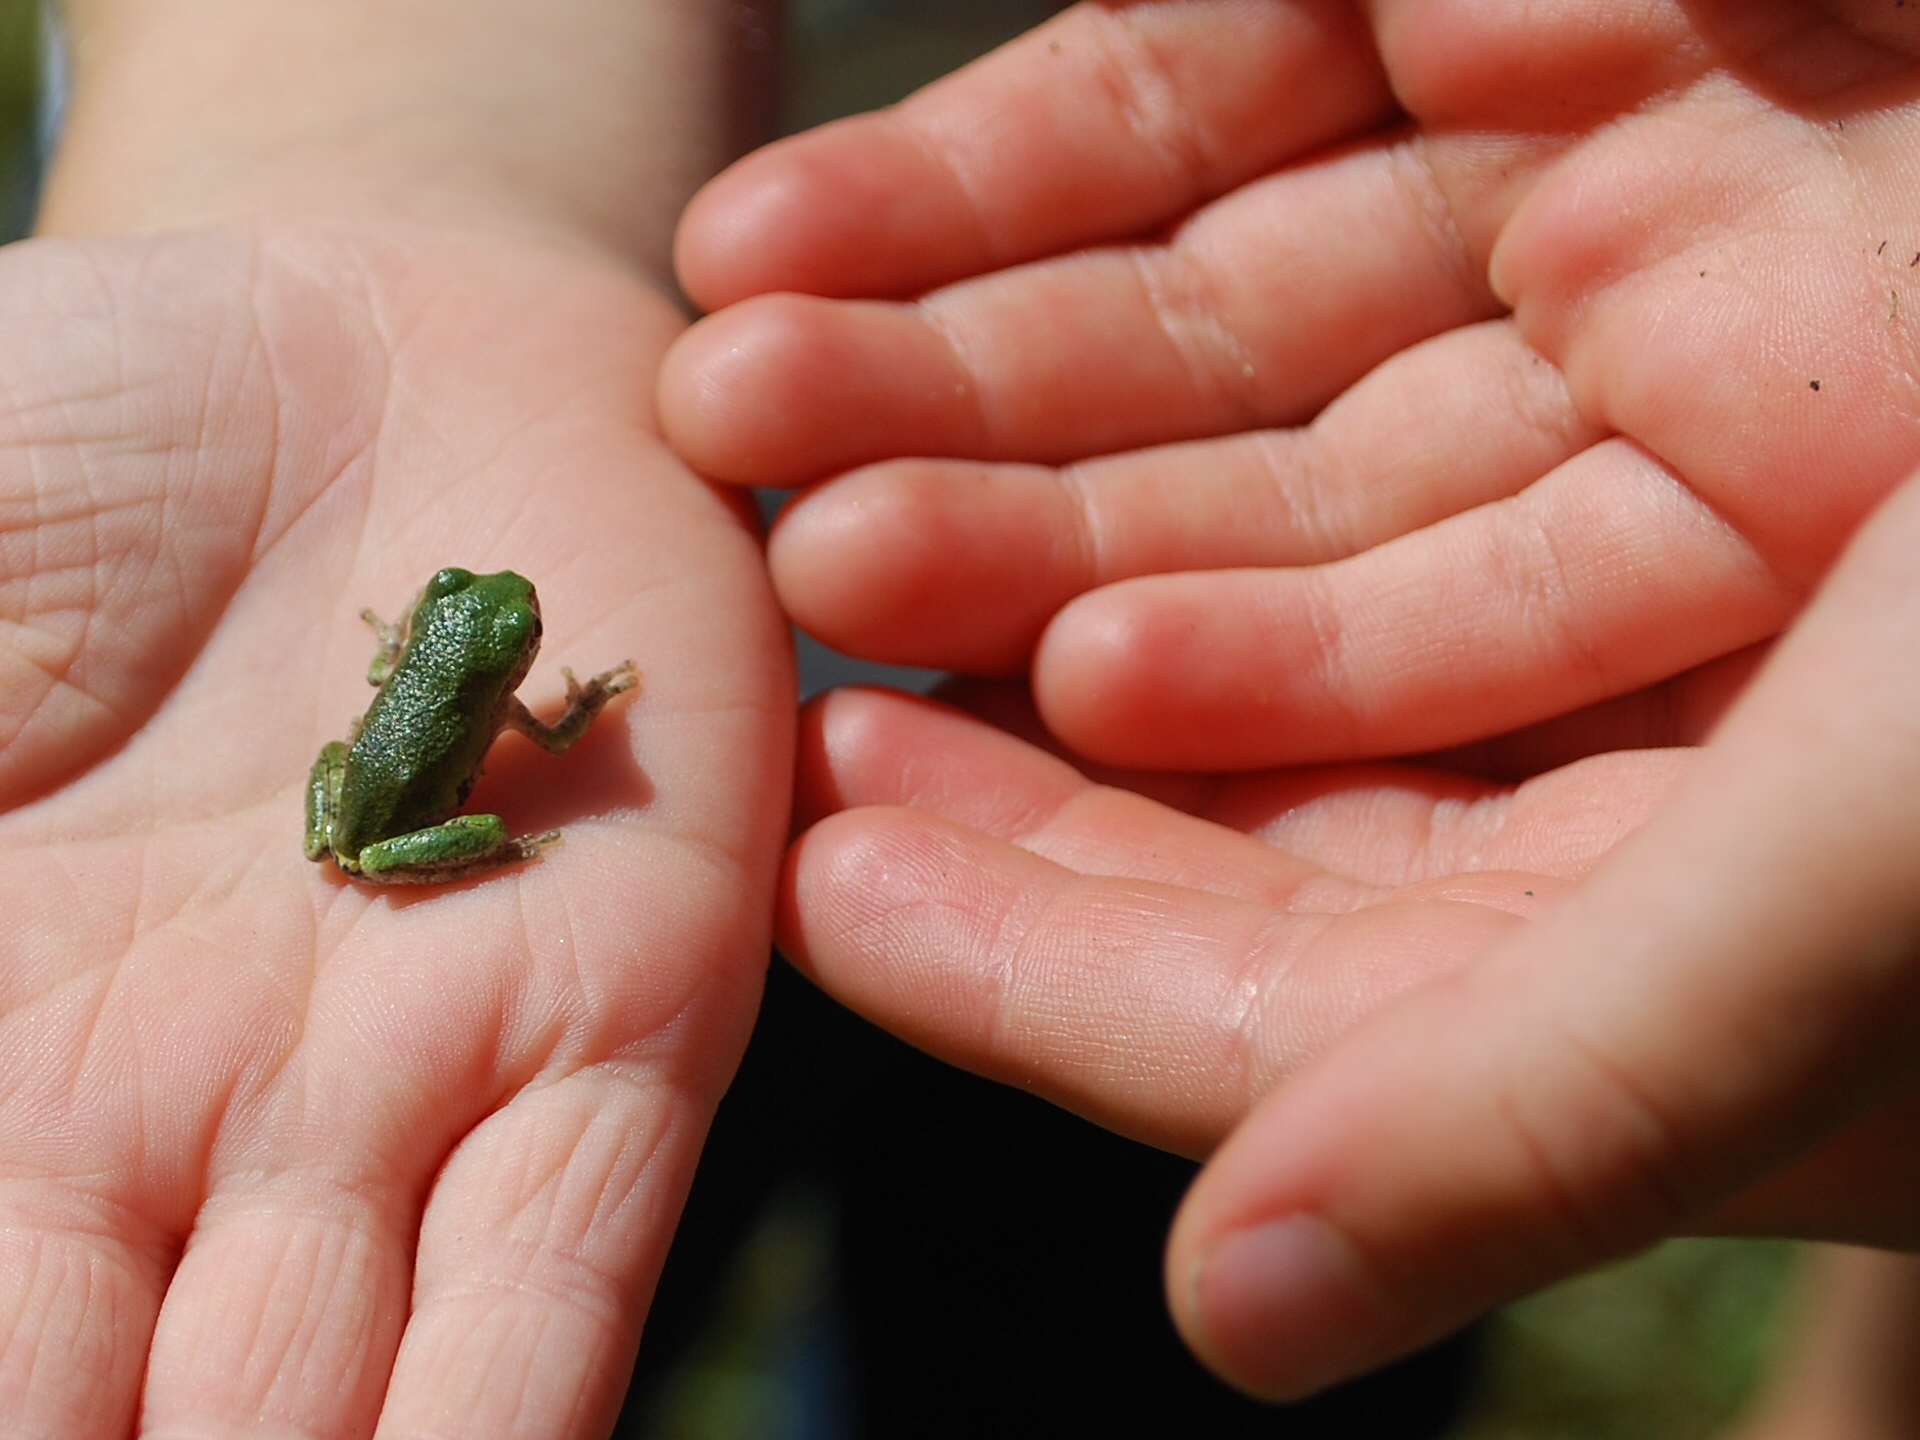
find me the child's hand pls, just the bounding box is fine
[779,461,1920,1400]
[0,223,790,1438]
[664,0,1920,769]
[1167,458,1920,1397]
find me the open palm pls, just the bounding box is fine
[664,0,1920,769]
[0,222,791,1437]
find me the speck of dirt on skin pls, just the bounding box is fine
[1524,890,1534,897]
[1880,240,1889,254]
[1811,380,1822,391]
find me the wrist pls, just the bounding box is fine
[38,0,777,279]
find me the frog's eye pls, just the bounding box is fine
[426,567,474,600]
[494,605,537,651]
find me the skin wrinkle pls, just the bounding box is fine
[970,850,1056,1075]
[1399,134,1486,313]
[1053,459,1110,591]
[1310,407,1405,560]
[0,855,120,1019]
[1102,3,1221,202]
[910,294,989,455]
[535,1101,659,1249]
[423,1226,631,1328]
[1225,907,1326,1120]
[1496,323,1594,468]
[1297,562,1368,742]
[1505,999,1705,1254]
[1,249,273,785]
[1409,784,1452,882]
[1490,483,1608,687]
[0,1234,130,1423]
[1134,240,1268,425]
[894,101,999,274]
[1483,1079,1636,1278]
[1002,882,1197,1102]
[194,1211,390,1395]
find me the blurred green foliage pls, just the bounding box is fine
[0,0,29,135]
[1452,1240,1802,1440]
[637,1186,847,1440]
[0,0,34,239]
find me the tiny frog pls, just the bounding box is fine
[305,568,637,884]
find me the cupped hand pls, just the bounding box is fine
[777,460,1920,1402]
[662,0,1920,768]
[1164,457,1920,1399]
[0,222,791,1438]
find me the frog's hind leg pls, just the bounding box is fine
[354,814,560,884]
[505,660,639,753]
[303,741,348,862]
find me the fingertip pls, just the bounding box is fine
[657,294,979,486]
[1034,578,1296,770]
[676,120,988,310]
[1171,1212,1404,1401]
[655,297,815,484]
[771,461,1075,673]
[673,142,817,312]
[777,802,959,991]
[793,687,903,832]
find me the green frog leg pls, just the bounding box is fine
[503,660,639,753]
[352,814,561,884]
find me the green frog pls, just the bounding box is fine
[305,567,637,884]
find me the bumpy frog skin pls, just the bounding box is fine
[305,568,637,884]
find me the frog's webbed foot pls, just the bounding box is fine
[351,815,560,884]
[506,660,639,753]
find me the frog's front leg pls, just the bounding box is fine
[353,814,561,884]
[360,607,408,686]
[504,660,639,753]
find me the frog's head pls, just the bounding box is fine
[414,568,543,679]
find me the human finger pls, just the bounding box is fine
[782,687,1687,1152]
[781,802,1530,1156]
[1033,438,1797,769]
[1163,464,1920,1400]
[798,683,1684,888]
[1420,644,1764,782]
[661,131,1496,487]
[929,672,1701,887]
[138,1172,414,1440]
[771,320,1600,673]
[675,0,1393,308]
[0,1182,168,1439]
[374,1071,696,1440]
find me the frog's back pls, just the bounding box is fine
[333,571,540,855]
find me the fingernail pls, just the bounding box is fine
[1187,1214,1394,1400]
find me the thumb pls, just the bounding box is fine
[1165,465,1920,1399]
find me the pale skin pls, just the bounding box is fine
[0,0,791,1435]
[662,0,1920,1416]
